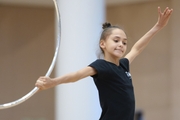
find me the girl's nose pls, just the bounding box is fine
[119,41,123,47]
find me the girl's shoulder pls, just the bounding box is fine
[89,59,108,68]
[120,58,130,72]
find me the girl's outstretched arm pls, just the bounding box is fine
[35,66,96,90]
[125,7,173,64]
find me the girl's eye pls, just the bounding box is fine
[123,42,127,45]
[114,40,119,42]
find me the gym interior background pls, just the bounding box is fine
[0,0,180,120]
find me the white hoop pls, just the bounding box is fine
[0,0,61,109]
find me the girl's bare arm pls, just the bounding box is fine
[125,7,173,64]
[36,66,96,90]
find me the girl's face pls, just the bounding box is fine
[100,28,127,60]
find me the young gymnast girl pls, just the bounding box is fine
[36,7,173,120]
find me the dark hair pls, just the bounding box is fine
[99,22,124,54]
[100,22,122,40]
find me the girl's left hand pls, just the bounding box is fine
[156,7,173,28]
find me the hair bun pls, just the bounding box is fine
[102,22,111,29]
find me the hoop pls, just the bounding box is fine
[0,0,61,109]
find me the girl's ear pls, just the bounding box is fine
[100,40,106,49]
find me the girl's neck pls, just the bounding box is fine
[104,56,121,66]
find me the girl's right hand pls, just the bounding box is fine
[35,76,56,90]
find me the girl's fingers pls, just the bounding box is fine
[158,7,173,15]
[158,6,162,14]
[164,8,173,15]
[36,77,45,85]
[163,7,169,14]
[169,9,173,15]
[164,9,173,19]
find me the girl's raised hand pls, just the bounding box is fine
[156,7,173,28]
